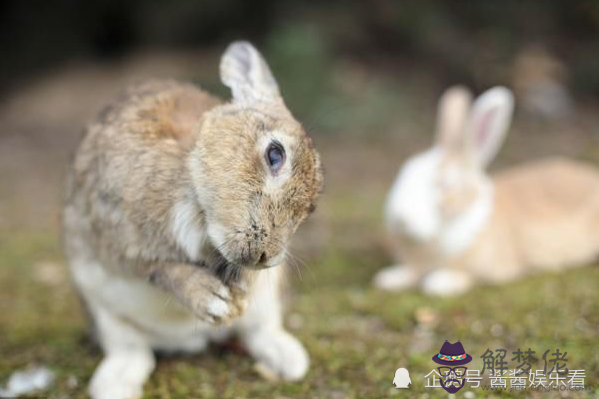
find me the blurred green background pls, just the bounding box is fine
[1,1,598,398]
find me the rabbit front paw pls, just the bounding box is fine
[192,282,248,324]
[373,264,420,291]
[146,262,249,324]
[422,269,473,297]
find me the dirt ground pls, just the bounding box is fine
[1,50,598,398]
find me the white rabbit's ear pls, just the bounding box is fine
[465,86,514,168]
[220,41,281,105]
[435,86,472,151]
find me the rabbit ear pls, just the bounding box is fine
[465,86,514,168]
[220,41,281,105]
[435,86,472,151]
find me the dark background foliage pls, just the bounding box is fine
[3,0,599,95]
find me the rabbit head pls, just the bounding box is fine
[188,42,323,269]
[385,86,514,254]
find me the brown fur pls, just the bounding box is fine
[65,80,207,266]
[457,158,599,281]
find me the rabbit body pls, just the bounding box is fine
[374,86,599,296]
[63,43,323,399]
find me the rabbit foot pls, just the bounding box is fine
[373,264,419,291]
[89,351,155,399]
[422,269,473,297]
[243,328,309,381]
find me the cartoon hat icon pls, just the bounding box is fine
[432,341,472,366]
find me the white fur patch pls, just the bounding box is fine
[242,267,282,325]
[206,297,230,318]
[385,148,442,241]
[206,222,227,252]
[170,200,205,261]
[216,285,231,300]
[438,183,493,255]
[385,147,492,256]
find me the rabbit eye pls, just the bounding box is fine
[265,141,286,174]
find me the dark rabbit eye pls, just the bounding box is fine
[265,141,286,174]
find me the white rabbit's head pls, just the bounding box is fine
[385,86,514,254]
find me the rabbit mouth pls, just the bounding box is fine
[234,250,278,270]
[244,262,277,270]
[208,245,276,279]
[235,246,286,270]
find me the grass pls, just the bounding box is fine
[0,228,597,399]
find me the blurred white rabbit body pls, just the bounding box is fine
[375,86,599,296]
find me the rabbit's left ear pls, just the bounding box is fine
[435,86,472,151]
[220,41,281,105]
[465,86,514,168]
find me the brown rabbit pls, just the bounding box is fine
[63,42,323,399]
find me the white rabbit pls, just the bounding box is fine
[63,42,323,399]
[374,86,599,296]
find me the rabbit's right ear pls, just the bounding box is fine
[435,86,472,151]
[220,41,282,105]
[465,87,514,168]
